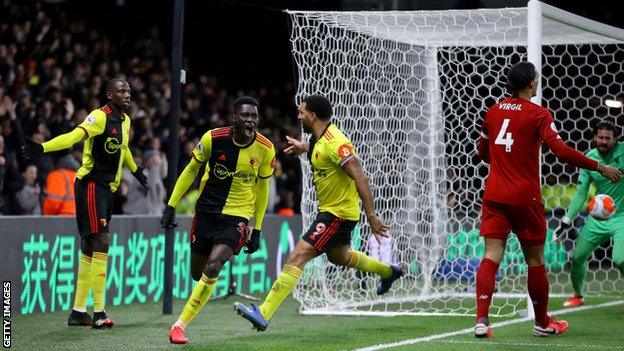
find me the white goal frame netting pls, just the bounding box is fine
[287,0,624,316]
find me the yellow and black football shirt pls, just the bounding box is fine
[192,127,276,219]
[308,123,359,221]
[75,105,132,192]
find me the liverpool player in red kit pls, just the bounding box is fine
[474,61,621,338]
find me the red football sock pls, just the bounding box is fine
[528,264,549,327]
[476,258,499,322]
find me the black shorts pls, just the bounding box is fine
[74,178,113,238]
[189,212,250,256]
[302,212,358,253]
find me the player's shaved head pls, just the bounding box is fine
[505,61,537,94]
[106,77,127,92]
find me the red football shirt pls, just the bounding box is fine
[480,97,597,205]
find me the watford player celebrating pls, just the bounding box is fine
[19,78,148,329]
[163,96,275,344]
[234,94,403,332]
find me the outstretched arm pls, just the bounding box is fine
[42,128,86,153]
[540,113,620,181]
[545,138,621,181]
[545,138,597,170]
[284,135,309,156]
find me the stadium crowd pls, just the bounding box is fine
[0,1,302,216]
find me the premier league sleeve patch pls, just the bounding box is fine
[85,114,96,125]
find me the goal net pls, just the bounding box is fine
[287,1,624,316]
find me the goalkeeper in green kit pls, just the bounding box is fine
[554,121,624,307]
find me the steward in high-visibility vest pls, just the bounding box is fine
[43,154,79,215]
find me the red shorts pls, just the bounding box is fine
[480,199,546,247]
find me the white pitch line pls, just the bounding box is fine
[351,300,624,351]
[433,339,624,350]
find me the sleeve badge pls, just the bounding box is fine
[338,143,354,158]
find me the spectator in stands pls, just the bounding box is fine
[0,135,7,213]
[149,137,167,179]
[15,164,41,215]
[0,99,23,215]
[122,149,166,215]
[0,0,301,215]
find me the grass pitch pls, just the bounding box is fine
[12,295,624,350]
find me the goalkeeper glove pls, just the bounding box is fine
[553,217,572,242]
[161,205,178,229]
[244,229,261,254]
[132,166,149,190]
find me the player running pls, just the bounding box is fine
[234,94,403,332]
[554,121,624,308]
[163,96,275,344]
[474,62,621,338]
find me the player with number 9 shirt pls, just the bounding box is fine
[473,61,621,339]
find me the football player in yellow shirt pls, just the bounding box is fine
[235,94,403,331]
[163,96,275,344]
[19,78,147,329]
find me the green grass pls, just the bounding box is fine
[11,296,624,350]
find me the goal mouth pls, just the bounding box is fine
[288,1,624,317]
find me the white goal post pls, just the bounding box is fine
[287,1,624,316]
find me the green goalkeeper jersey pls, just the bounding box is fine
[565,142,624,219]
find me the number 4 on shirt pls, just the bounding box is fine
[495,118,514,152]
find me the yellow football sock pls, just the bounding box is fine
[259,265,302,320]
[91,252,108,312]
[347,250,392,279]
[72,253,92,312]
[176,274,217,329]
